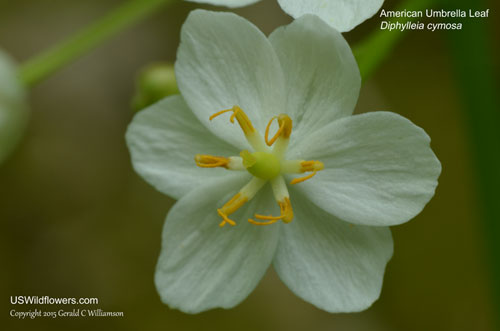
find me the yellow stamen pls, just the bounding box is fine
[264,116,281,146]
[209,108,233,121]
[253,214,283,221]
[279,197,293,223]
[209,105,255,135]
[248,197,293,225]
[264,114,292,146]
[240,150,257,168]
[217,193,248,227]
[248,218,280,226]
[290,171,317,185]
[229,109,238,124]
[300,160,324,172]
[217,209,236,227]
[195,154,229,168]
[289,160,323,184]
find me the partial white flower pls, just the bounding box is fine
[186,0,260,8]
[0,49,28,165]
[186,0,384,32]
[126,10,441,313]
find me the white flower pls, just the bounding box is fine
[126,10,441,313]
[0,49,28,165]
[186,0,384,32]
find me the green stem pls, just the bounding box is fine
[353,0,435,80]
[19,0,174,87]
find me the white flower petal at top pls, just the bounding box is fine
[186,0,260,8]
[186,0,384,32]
[126,10,441,314]
[0,49,28,165]
[278,0,384,32]
[269,13,360,141]
[176,9,286,150]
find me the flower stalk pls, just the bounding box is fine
[19,0,175,87]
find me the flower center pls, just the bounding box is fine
[240,150,280,180]
[195,105,324,227]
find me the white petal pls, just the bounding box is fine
[155,176,279,313]
[176,9,286,150]
[0,49,29,164]
[126,95,241,200]
[277,0,384,32]
[289,111,441,226]
[274,188,393,312]
[269,15,360,142]
[185,0,260,8]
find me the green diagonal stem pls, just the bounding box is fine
[19,0,174,87]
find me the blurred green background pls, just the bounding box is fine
[1,0,498,330]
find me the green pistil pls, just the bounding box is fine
[240,150,281,180]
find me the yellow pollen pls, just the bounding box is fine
[195,154,229,168]
[217,209,236,227]
[279,197,294,223]
[248,218,280,226]
[291,171,318,185]
[218,193,248,227]
[209,105,255,135]
[300,160,324,172]
[248,197,293,225]
[264,116,281,146]
[209,108,233,121]
[264,114,292,146]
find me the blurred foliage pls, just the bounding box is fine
[443,0,500,326]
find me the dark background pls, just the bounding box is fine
[1,0,498,330]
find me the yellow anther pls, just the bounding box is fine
[195,154,229,168]
[264,116,280,146]
[217,209,236,227]
[253,214,283,221]
[221,193,247,214]
[248,218,280,226]
[264,114,292,146]
[209,105,255,135]
[300,160,324,172]
[290,171,318,185]
[248,197,293,226]
[209,108,233,121]
[279,197,293,223]
[240,150,257,168]
[229,108,239,123]
[217,193,248,227]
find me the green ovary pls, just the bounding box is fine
[241,150,281,180]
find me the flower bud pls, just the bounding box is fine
[132,63,179,111]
